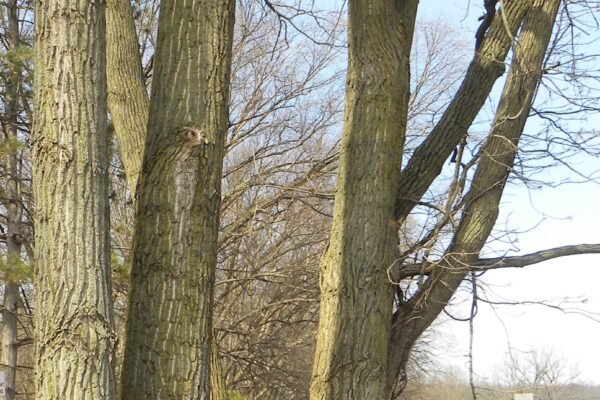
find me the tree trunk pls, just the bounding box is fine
[105,0,232,397]
[210,339,229,400]
[389,0,561,394]
[106,0,149,196]
[394,0,530,220]
[31,0,116,397]
[1,0,23,398]
[120,0,235,398]
[309,1,417,399]
[1,283,19,400]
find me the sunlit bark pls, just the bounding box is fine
[395,0,530,220]
[31,0,116,397]
[106,0,148,196]
[309,1,418,398]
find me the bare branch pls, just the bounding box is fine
[399,243,600,278]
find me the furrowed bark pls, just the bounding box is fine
[309,1,417,399]
[105,1,230,396]
[2,1,23,398]
[32,0,116,397]
[120,1,235,399]
[210,339,228,400]
[394,0,530,221]
[106,0,149,196]
[389,0,562,391]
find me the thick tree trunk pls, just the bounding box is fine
[105,1,231,396]
[120,1,235,399]
[31,0,116,398]
[106,0,149,196]
[309,1,417,399]
[2,1,23,398]
[388,0,561,394]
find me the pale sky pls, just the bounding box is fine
[444,176,600,385]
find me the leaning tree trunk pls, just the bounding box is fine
[389,0,561,394]
[309,1,418,399]
[1,0,24,398]
[31,0,116,398]
[106,0,149,196]
[394,0,531,220]
[120,0,235,398]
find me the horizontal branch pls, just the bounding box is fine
[0,361,33,370]
[398,243,600,278]
[475,243,600,270]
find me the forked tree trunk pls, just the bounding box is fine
[309,1,418,399]
[105,0,232,397]
[31,0,116,398]
[311,0,563,398]
[120,1,235,398]
[389,0,561,394]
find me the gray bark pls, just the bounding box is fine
[309,1,418,399]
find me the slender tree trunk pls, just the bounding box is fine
[1,1,23,398]
[120,1,235,398]
[394,0,530,220]
[388,0,561,394]
[210,339,229,400]
[1,283,19,400]
[106,0,149,196]
[31,0,116,398]
[309,1,417,399]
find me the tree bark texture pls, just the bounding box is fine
[210,339,228,400]
[389,0,561,389]
[31,0,116,398]
[2,0,23,398]
[105,0,231,396]
[106,0,149,196]
[120,1,235,399]
[309,1,417,399]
